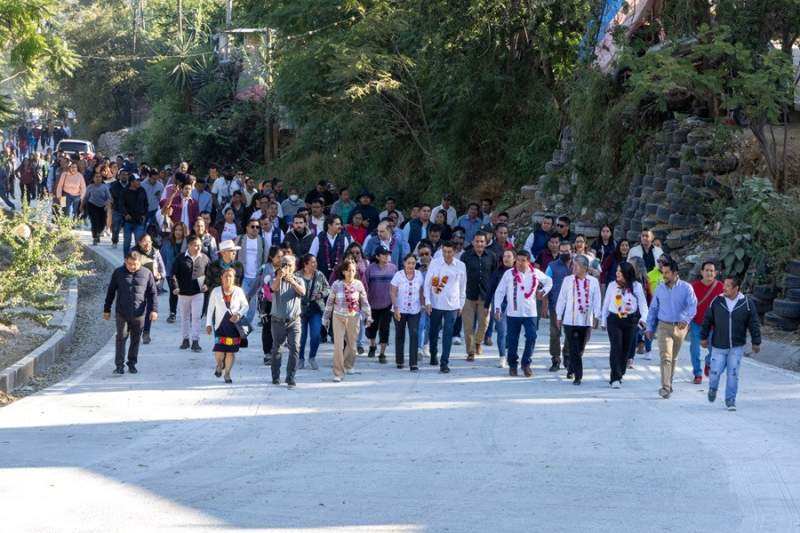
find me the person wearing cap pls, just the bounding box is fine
[365,246,398,362]
[431,194,458,228]
[555,256,602,385]
[206,239,244,296]
[120,173,149,256]
[348,190,380,232]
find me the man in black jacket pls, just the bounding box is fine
[121,174,149,256]
[284,213,315,257]
[104,251,158,374]
[172,235,210,352]
[460,231,497,361]
[701,275,761,411]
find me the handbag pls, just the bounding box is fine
[224,292,250,348]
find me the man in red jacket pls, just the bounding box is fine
[161,181,199,229]
[689,261,723,383]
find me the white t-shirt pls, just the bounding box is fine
[211,179,241,203]
[390,270,423,315]
[244,237,259,278]
[221,222,238,242]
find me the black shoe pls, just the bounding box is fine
[439,366,450,374]
[379,354,387,364]
[127,364,138,374]
[548,363,559,372]
[566,372,574,380]
[357,346,365,355]
[573,379,581,385]
[142,332,151,345]
[429,355,439,366]
[191,340,202,352]
[166,313,176,323]
[396,364,404,369]
[272,378,280,385]
[286,380,296,389]
[509,367,518,377]
[180,338,190,350]
[113,366,124,375]
[410,366,419,372]
[263,356,272,366]
[522,366,533,378]
[214,368,222,378]
[368,346,376,358]
[224,376,233,384]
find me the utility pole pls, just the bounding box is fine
[178,0,183,40]
[226,0,233,28]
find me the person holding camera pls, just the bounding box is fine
[268,254,306,389]
[297,254,330,370]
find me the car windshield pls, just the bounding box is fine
[58,141,91,153]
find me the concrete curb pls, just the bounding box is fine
[0,278,79,394]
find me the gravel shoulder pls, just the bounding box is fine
[1,250,115,404]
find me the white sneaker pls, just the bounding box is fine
[611,380,621,389]
[498,357,508,368]
[421,345,430,357]
[643,351,652,360]
[453,336,463,345]
[333,376,342,383]
[345,368,357,375]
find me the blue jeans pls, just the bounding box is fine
[123,222,146,256]
[146,209,158,227]
[506,316,537,369]
[111,211,125,244]
[358,316,367,348]
[486,311,495,338]
[495,308,508,358]
[241,277,258,326]
[636,328,652,353]
[64,193,81,218]
[418,311,429,349]
[708,345,744,403]
[429,309,457,368]
[300,312,322,361]
[689,322,712,377]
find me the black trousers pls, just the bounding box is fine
[564,325,590,380]
[115,313,145,368]
[395,312,420,367]
[20,181,37,204]
[366,306,392,344]
[606,313,640,383]
[261,300,273,355]
[87,203,106,239]
[167,278,178,315]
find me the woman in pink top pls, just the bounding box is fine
[56,161,86,218]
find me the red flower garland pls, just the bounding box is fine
[343,282,360,313]
[511,268,538,311]
[575,277,590,314]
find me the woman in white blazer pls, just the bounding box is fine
[206,268,249,383]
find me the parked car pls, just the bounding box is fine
[56,139,95,159]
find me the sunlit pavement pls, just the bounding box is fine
[1,236,800,532]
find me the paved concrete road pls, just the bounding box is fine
[1,239,800,532]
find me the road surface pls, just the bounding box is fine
[1,239,799,532]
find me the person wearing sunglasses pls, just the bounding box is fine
[236,219,267,326]
[555,216,575,244]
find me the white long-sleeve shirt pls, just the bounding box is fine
[600,281,649,328]
[555,274,602,326]
[423,257,467,311]
[493,267,552,318]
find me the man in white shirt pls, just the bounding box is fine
[628,228,664,273]
[211,166,241,211]
[493,250,552,377]
[259,214,285,248]
[308,198,326,236]
[379,197,405,225]
[555,256,602,385]
[236,219,266,325]
[431,193,458,227]
[424,241,467,373]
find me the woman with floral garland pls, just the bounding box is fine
[600,262,649,389]
[322,259,372,382]
[492,250,552,377]
[554,256,603,385]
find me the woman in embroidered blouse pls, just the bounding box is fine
[601,262,649,388]
[390,253,424,371]
[345,241,370,353]
[206,268,249,383]
[323,259,372,382]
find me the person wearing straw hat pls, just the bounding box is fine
[206,268,249,383]
[206,239,244,296]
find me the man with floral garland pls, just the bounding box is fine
[424,241,467,373]
[493,250,553,377]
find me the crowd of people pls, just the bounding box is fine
[25,152,757,409]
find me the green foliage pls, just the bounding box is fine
[717,178,800,285]
[0,204,86,326]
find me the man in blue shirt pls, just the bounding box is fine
[456,202,486,243]
[192,178,213,217]
[646,257,698,399]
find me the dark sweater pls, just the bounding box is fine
[206,260,244,292]
[121,186,149,224]
[172,252,211,295]
[461,248,497,301]
[104,266,158,318]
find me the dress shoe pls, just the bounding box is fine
[378,354,387,364]
[113,366,124,375]
[142,332,151,345]
[127,364,138,374]
[272,378,280,385]
[573,378,581,385]
[466,354,475,362]
[429,355,438,366]
[704,364,710,377]
[566,372,573,380]
[166,313,176,323]
[439,366,450,373]
[357,346,365,355]
[368,346,376,358]
[179,338,190,350]
[475,343,482,355]
[522,366,533,378]
[693,375,703,385]
[263,356,271,366]
[548,363,559,372]
[191,340,202,352]
[286,380,296,389]
[410,366,419,372]
[509,367,518,377]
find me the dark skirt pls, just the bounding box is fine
[213,311,241,353]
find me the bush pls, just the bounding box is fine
[0,204,86,326]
